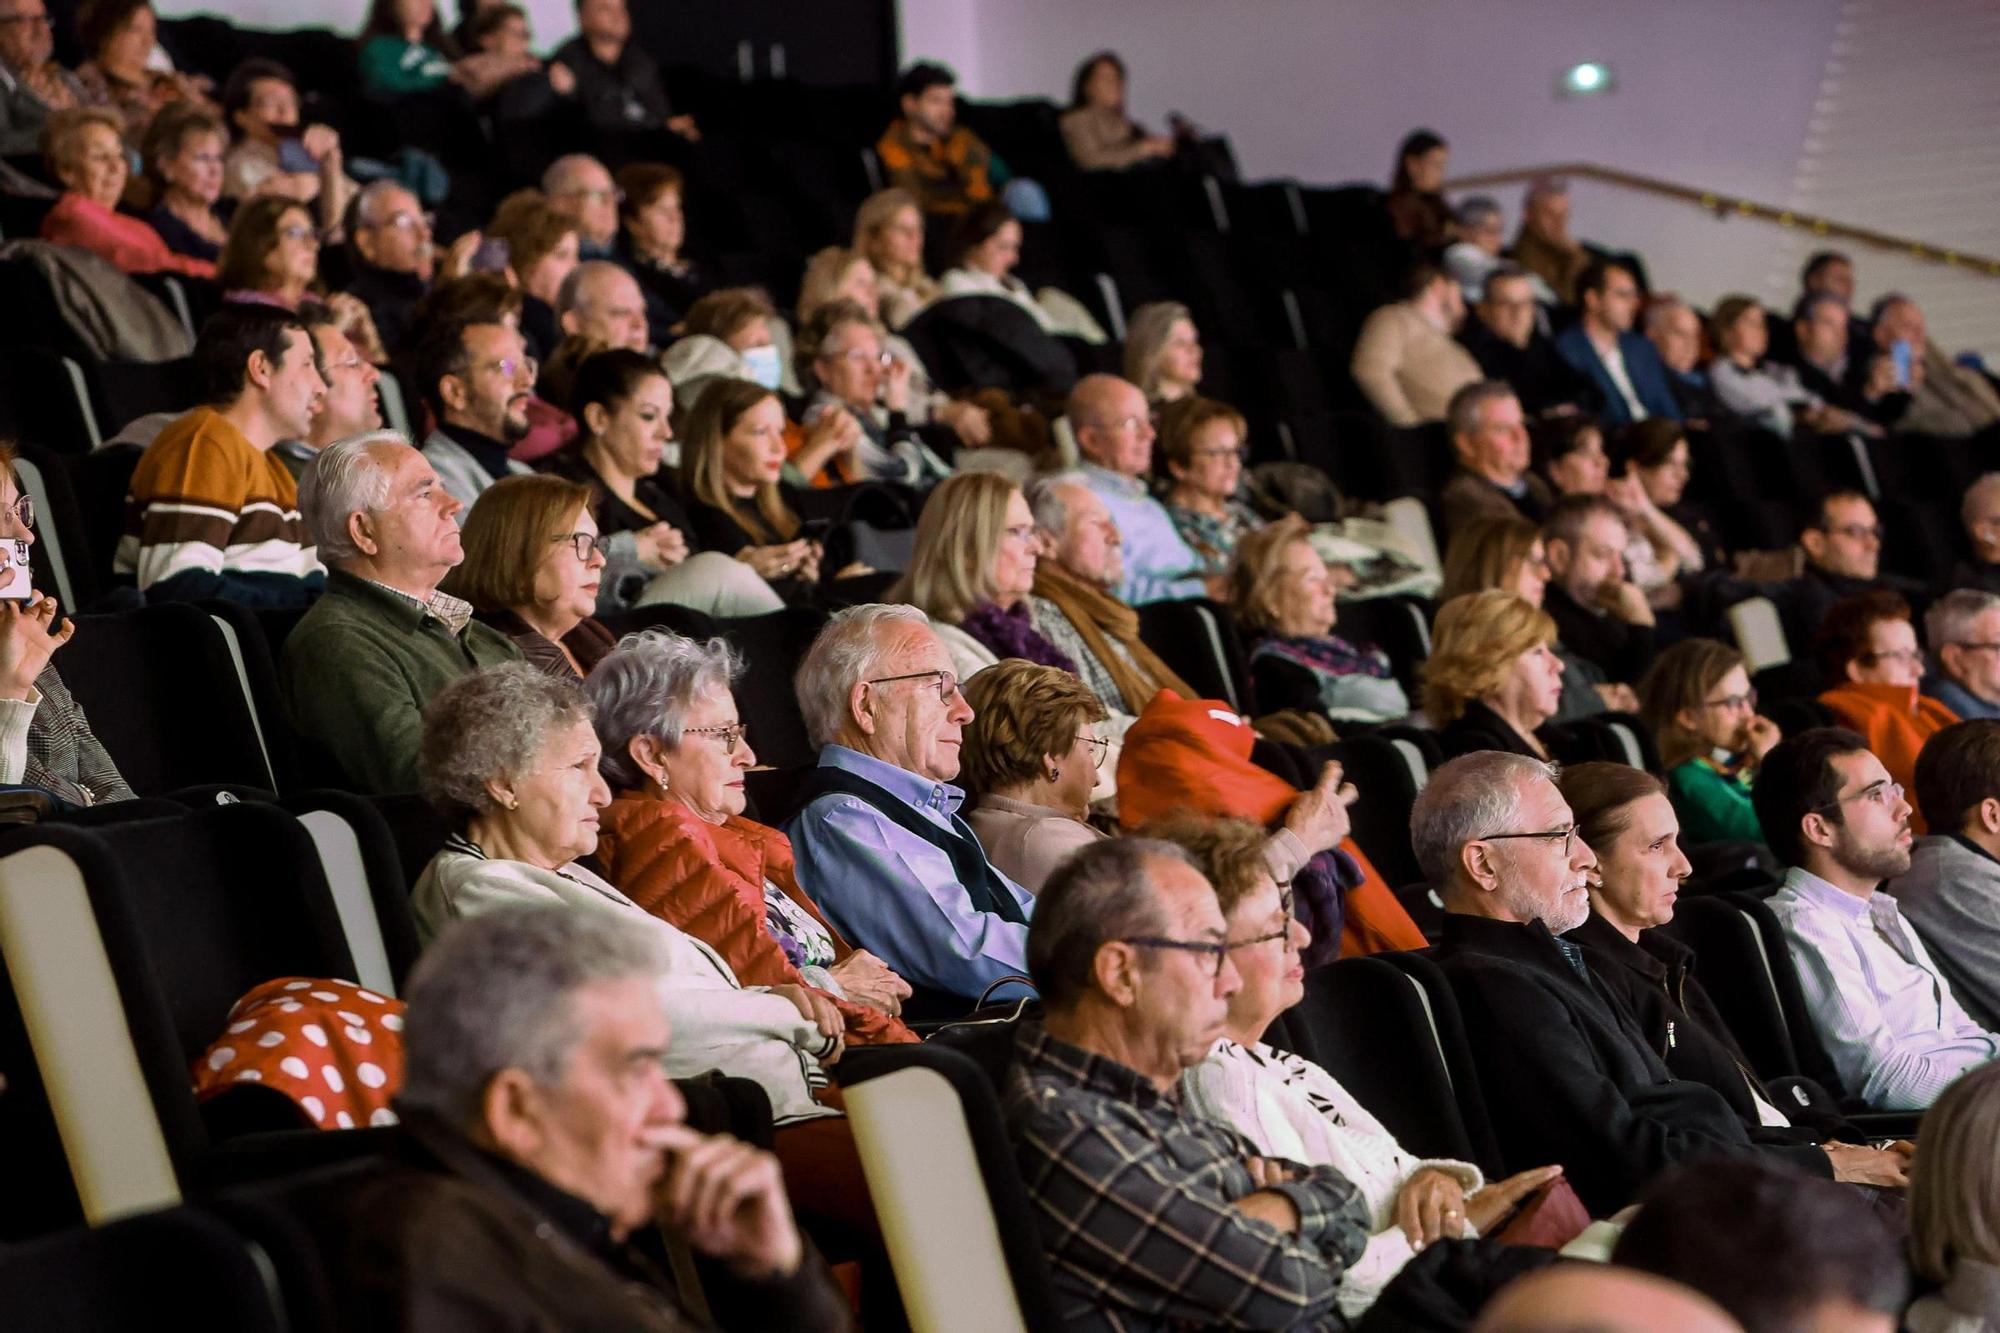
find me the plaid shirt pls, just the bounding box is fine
[1005,1022,1369,1331]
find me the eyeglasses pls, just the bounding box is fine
[1076,733,1109,769]
[1951,642,2000,654]
[552,531,610,561]
[1482,825,1580,857]
[1697,687,1757,711]
[1002,522,1038,545]
[1096,415,1148,435]
[684,722,749,753]
[482,356,539,382]
[864,669,960,703]
[826,348,893,368]
[0,13,53,27]
[381,211,433,233]
[1189,446,1247,463]
[3,495,33,530]
[561,186,623,206]
[1119,935,1230,979]
[1826,523,1884,542]
[1812,779,1904,815]
[1861,648,1923,667]
[279,224,318,244]
[1228,885,1296,953]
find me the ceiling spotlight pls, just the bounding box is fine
[1559,61,1615,97]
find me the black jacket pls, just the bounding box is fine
[1543,585,1655,685]
[1459,318,1600,418]
[348,258,428,357]
[1435,699,1553,762]
[1430,912,1764,1213]
[1568,912,1838,1172]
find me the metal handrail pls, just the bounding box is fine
[1446,162,2000,279]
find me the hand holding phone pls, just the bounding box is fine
[469,237,511,274]
[1890,339,1914,389]
[277,137,318,174]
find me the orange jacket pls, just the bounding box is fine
[595,794,917,1044]
[1817,680,1957,834]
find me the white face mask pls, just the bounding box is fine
[741,344,783,390]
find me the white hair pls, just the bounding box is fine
[1409,751,1558,887]
[556,260,631,320]
[541,152,609,195]
[1025,470,1092,538]
[584,631,743,790]
[298,430,407,565]
[1928,589,2000,655]
[794,603,931,748]
[353,178,415,230]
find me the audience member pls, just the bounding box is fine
[0,441,132,805]
[0,0,83,156]
[1785,290,1905,425]
[797,300,949,487]
[1232,515,1409,722]
[1424,591,1566,759]
[1509,176,1590,305]
[1069,373,1217,604]
[1059,50,1175,171]
[218,57,354,235]
[346,179,436,354]
[852,186,938,329]
[1167,813,1563,1322]
[1871,293,2000,439]
[287,303,384,479]
[1350,259,1482,426]
[584,629,917,1045]
[1555,259,1680,426]
[1754,727,2000,1110]
[484,188,581,356]
[1707,295,1877,438]
[116,304,327,606]
[1384,128,1451,253]
[1458,265,1597,418]
[346,902,846,1330]
[1159,396,1257,575]
[1907,1062,2000,1332]
[138,104,230,263]
[1536,417,1607,498]
[938,199,1099,341]
[1924,589,2000,721]
[442,474,613,680]
[677,378,823,603]
[1123,300,1204,408]
[1957,473,2000,596]
[1472,1266,1737,1333]
[1814,590,1956,815]
[550,0,698,139]
[1444,196,1547,304]
[1005,836,1374,1329]
[784,604,1038,1005]
[1609,418,1718,578]
[283,432,520,793]
[1416,750,1765,1212]
[1438,382,1552,540]
[458,2,568,126]
[39,106,216,277]
[357,0,535,103]
[680,288,790,396]
[1641,296,1720,421]
[1638,638,1779,846]
[875,61,995,219]
[556,260,649,354]
[1775,490,1908,656]
[1540,495,1654,684]
[413,317,536,511]
[613,161,706,342]
[542,153,620,259]
[1613,1159,1907,1333]
[960,659,1113,892]
[1892,719,2000,1028]
[216,196,321,312]
[74,0,207,145]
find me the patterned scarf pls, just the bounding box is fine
[1030,560,1195,713]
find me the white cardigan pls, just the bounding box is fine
[412,842,839,1124]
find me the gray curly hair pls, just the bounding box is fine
[418,663,595,825]
[584,630,744,791]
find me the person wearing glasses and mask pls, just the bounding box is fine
[785,604,1039,1012]
[442,475,616,681]
[1637,638,1781,847]
[1756,728,2000,1111]
[1922,589,2000,722]
[1419,750,1768,1214]
[1813,590,1958,830]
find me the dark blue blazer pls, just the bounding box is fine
[1554,324,1683,425]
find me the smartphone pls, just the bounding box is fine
[0,540,31,601]
[1890,339,1913,389]
[800,517,834,544]
[470,236,511,274]
[277,137,317,174]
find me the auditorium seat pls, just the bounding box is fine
[283,789,423,996]
[1137,597,1253,712]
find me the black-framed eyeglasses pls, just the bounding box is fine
[1482,825,1579,857]
[1119,936,1230,979]
[864,669,960,703]
[1076,733,1109,769]
[4,495,33,530]
[0,13,54,26]
[552,531,610,561]
[1698,687,1757,711]
[1811,779,1903,815]
[1228,885,1297,953]
[1827,523,1884,542]
[1952,641,2000,654]
[683,721,748,753]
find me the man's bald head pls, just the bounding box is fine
[1474,1265,1741,1333]
[1067,374,1154,476]
[558,261,649,351]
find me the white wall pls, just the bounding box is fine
[157,0,577,45]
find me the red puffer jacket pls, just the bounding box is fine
[595,794,918,1045]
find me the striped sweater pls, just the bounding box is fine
[114,406,324,603]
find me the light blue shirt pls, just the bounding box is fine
[784,746,1037,1001]
[1769,866,1999,1110]
[1079,463,1210,605]
[1924,673,2000,721]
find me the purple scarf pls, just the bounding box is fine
[960,600,1078,673]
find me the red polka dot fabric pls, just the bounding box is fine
[192,976,407,1131]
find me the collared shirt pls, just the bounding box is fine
[362,577,474,636]
[1005,1022,1369,1332]
[1591,331,1649,421]
[1077,463,1210,605]
[1768,866,2000,1109]
[784,745,1036,999]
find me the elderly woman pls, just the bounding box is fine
[795,299,949,489]
[613,161,705,323]
[486,189,581,358]
[960,660,1111,892]
[1638,639,1780,846]
[1815,590,1958,825]
[1233,516,1409,723]
[1059,50,1176,172]
[1708,295,1877,440]
[140,104,230,263]
[675,287,798,401]
[1124,301,1204,408]
[39,107,215,278]
[853,186,937,329]
[441,474,616,680]
[1908,1062,2000,1331]
[1160,396,1258,573]
[680,378,822,602]
[74,0,210,146]
[584,630,916,1047]
[1560,762,1911,1190]
[1425,590,1566,760]
[1159,812,1564,1322]
[410,663,845,1126]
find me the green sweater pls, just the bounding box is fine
[280,569,520,794]
[1666,757,1764,846]
[357,36,453,96]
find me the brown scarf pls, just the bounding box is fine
[1032,561,1194,713]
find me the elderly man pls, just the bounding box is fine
[550,0,699,140]
[544,153,622,259]
[1890,719,2000,1030]
[1069,372,1219,604]
[784,604,1037,1007]
[1349,260,1483,427]
[1473,1267,1738,1333]
[1642,297,1720,421]
[0,0,83,156]
[1869,294,2000,439]
[1541,495,1655,685]
[1923,590,2000,720]
[1006,836,1373,1329]
[1457,265,1597,418]
[413,318,535,514]
[1754,728,2000,1110]
[341,902,844,1331]
[347,180,434,355]
[557,260,651,353]
[116,304,328,607]
[1509,176,1590,306]
[1555,260,1680,427]
[1955,473,2000,594]
[282,432,520,793]
[1783,291,1905,426]
[272,305,385,484]
[1436,381,1551,540]
[1418,751,1767,1213]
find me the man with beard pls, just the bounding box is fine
[414,319,535,517]
[1756,729,2000,1111]
[1541,495,1656,686]
[1419,751,1766,1213]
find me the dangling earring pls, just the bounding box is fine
[655,773,671,795]
[1047,765,1061,782]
